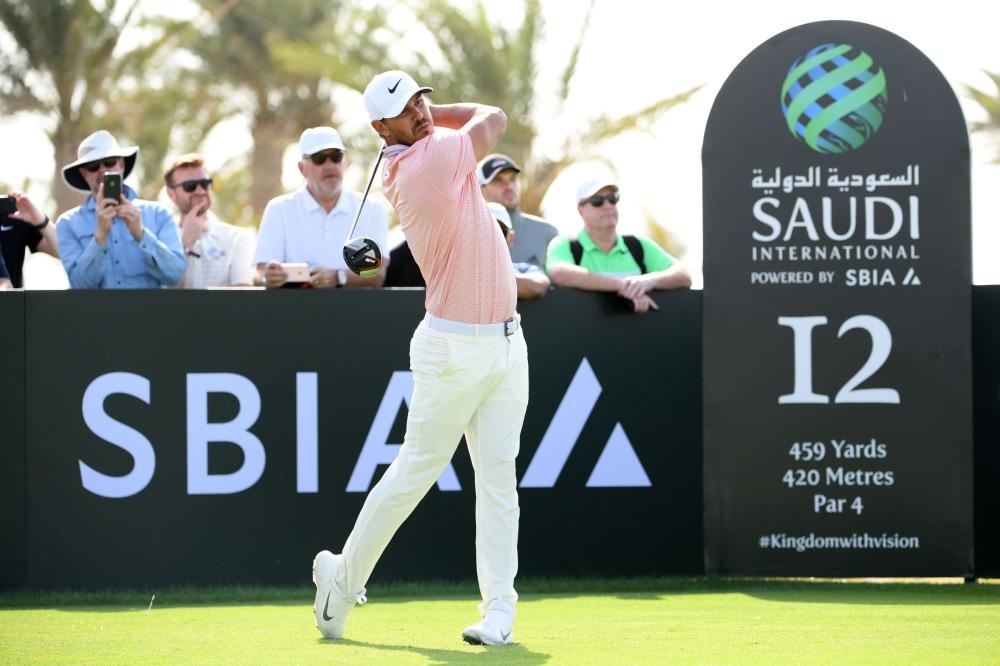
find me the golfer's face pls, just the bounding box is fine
[382,93,433,146]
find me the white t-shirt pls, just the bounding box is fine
[181,214,256,289]
[253,186,389,269]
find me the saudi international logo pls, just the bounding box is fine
[780,43,888,154]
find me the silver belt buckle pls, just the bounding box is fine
[503,317,517,337]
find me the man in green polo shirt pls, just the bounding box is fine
[546,176,691,314]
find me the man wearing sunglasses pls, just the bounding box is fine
[546,177,692,314]
[164,154,254,288]
[56,130,186,288]
[255,126,389,289]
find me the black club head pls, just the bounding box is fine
[343,236,383,277]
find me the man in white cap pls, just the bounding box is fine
[56,130,186,288]
[254,126,389,288]
[478,153,557,271]
[546,176,692,313]
[312,70,527,647]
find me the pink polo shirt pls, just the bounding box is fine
[382,129,517,324]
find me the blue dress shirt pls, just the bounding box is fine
[57,185,186,289]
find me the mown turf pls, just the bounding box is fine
[1,578,998,664]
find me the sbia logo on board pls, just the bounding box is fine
[780,43,888,154]
[75,358,651,498]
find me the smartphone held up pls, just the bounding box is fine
[103,172,122,203]
[0,195,16,216]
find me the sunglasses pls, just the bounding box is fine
[173,178,213,193]
[309,149,345,165]
[583,192,620,207]
[82,158,120,172]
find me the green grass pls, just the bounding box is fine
[1,578,998,664]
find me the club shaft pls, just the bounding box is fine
[347,147,384,240]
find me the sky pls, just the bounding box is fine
[3,0,999,287]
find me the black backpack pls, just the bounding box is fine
[569,235,647,274]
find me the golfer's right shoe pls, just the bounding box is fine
[462,598,515,645]
[312,550,366,639]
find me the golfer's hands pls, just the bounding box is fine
[262,260,288,289]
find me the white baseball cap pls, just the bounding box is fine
[298,127,345,158]
[363,70,433,122]
[576,177,619,204]
[487,202,512,231]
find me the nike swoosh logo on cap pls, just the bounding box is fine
[388,78,402,94]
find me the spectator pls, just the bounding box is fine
[164,154,255,288]
[384,202,550,300]
[384,237,425,287]
[56,130,186,288]
[478,153,557,270]
[488,202,549,300]
[1,191,59,288]
[0,247,10,289]
[547,177,691,314]
[255,127,389,289]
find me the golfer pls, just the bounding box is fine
[312,70,528,646]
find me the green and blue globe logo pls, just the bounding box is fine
[781,43,888,153]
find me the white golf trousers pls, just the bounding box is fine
[342,317,529,610]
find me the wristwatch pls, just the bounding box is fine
[337,270,347,288]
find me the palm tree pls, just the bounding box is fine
[965,71,1000,163]
[411,0,701,220]
[173,0,394,222]
[0,0,146,214]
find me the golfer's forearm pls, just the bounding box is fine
[430,103,502,130]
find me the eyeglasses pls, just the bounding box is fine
[309,150,345,165]
[82,158,120,172]
[172,178,213,193]
[583,192,620,207]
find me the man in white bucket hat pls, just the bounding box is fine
[56,130,186,288]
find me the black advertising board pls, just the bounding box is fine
[0,291,27,586]
[12,288,702,588]
[702,21,972,575]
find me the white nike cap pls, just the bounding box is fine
[364,70,433,122]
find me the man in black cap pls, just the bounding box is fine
[478,153,557,271]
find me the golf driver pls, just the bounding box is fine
[342,147,385,277]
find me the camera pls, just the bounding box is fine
[103,172,122,202]
[0,195,16,216]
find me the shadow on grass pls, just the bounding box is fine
[324,637,550,665]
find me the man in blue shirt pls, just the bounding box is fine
[57,130,186,288]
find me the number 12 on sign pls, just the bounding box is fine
[778,315,901,405]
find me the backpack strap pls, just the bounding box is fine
[622,235,647,274]
[570,235,646,274]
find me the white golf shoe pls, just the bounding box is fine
[462,598,515,645]
[312,550,366,639]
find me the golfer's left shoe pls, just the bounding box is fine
[312,550,366,639]
[462,598,515,645]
